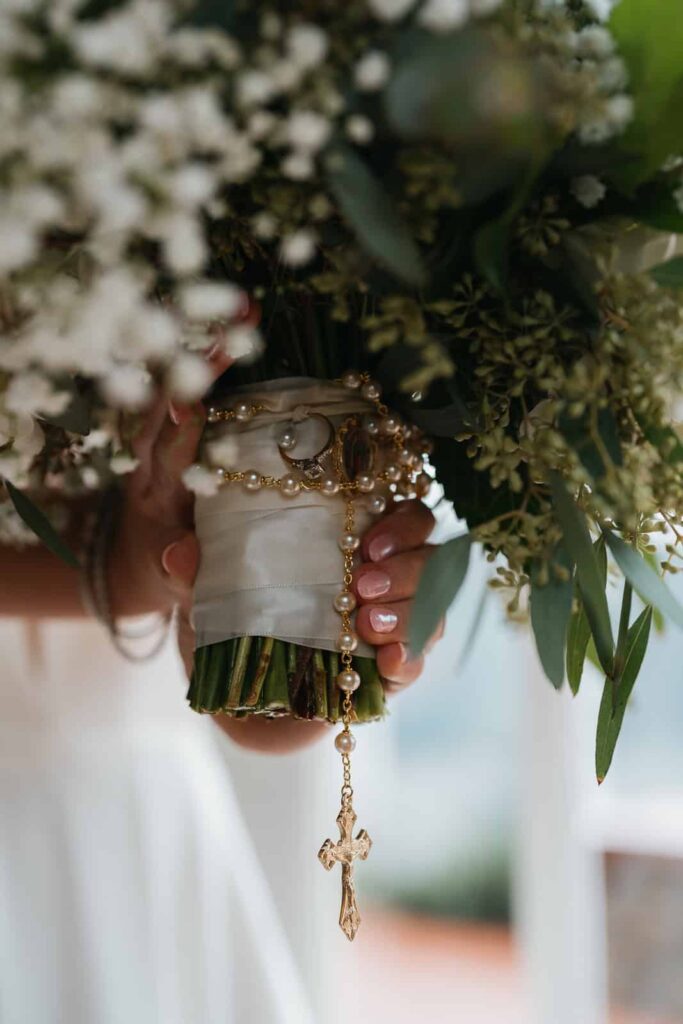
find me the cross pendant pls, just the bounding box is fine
[318,803,372,941]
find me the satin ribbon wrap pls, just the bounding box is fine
[193,379,376,658]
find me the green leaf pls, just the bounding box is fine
[603,530,683,629]
[595,607,652,783]
[328,148,425,287]
[409,533,471,654]
[609,0,683,189]
[474,220,510,291]
[558,406,623,482]
[530,557,574,689]
[549,472,614,676]
[566,536,607,695]
[621,180,683,233]
[4,480,79,569]
[650,255,683,289]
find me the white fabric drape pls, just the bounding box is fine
[0,618,314,1024]
[193,378,375,655]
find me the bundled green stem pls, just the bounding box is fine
[188,637,386,724]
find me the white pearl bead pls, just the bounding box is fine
[356,473,375,493]
[369,494,387,515]
[365,417,380,436]
[361,381,381,401]
[341,370,362,390]
[336,668,361,692]
[234,400,252,422]
[337,631,358,653]
[207,407,218,422]
[339,532,360,553]
[335,730,357,753]
[334,590,357,613]
[243,470,262,492]
[382,416,400,435]
[320,476,340,496]
[277,425,297,451]
[398,447,413,465]
[279,473,301,497]
[385,463,402,483]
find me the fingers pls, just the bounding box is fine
[356,600,444,648]
[152,402,207,526]
[377,644,424,691]
[161,531,200,599]
[353,545,434,605]
[361,499,435,563]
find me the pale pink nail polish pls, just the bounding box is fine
[357,570,391,600]
[161,541,179,575]
[369,608,398,633]
[368,535,395,563]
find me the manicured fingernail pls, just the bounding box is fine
[369,607,398,634]
[357,570,391,600]
[397,642,408,664]
[161,541,180,575]
[368,535,395,563]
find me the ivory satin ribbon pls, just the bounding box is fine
[193,378,376,656]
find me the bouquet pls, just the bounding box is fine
[2,0,683,872]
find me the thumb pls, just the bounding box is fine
[161,532,200,598]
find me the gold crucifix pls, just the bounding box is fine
[318,803,372,941]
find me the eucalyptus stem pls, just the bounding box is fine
[227,636,252,710]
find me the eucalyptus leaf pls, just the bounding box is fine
[530,559,574,689]
[650,256,683,289]
[609,0,683,189]
[4,479,79,569]
[566,535,607,695]
[603,530,683,629]
[549,472,614,676]
[595,607,652,783]
[409,533,471,654]
[328,148,425,287]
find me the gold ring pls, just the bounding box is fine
[278,413,336,481]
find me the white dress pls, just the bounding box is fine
[0,618,314,1024]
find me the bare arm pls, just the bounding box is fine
[0,541,85,617]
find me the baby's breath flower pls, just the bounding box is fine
[418,0,469,33]
[354,51,391,91]
[345,115,375,144]
[182,463,221,497]
[571,175,607,209]
[280,230,317,267]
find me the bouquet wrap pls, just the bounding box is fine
[188,378,386,722]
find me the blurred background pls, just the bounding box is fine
[225,499,683,1024]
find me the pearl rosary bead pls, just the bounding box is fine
[336,668,361,692]
[335,730,357,753]
[277,425,297,451]
[243,470,262,492]
[398,447,413,465]
[361,380,381,401]
[384,463,402,483]
[339,532,360,553]
[356,473,375,493]
[234,400,252,422]
[280,473,302,497]
[368,494,387,515]
[341,370,362,390]
[381,416,401,435]
[337,631,358,653]
[320,476,340,496]
[365,417,380,436]
[334,590,357,613]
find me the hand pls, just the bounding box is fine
[353,499,443,692]
[107,346,232,662]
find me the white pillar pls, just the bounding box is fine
[515,638,609,1024]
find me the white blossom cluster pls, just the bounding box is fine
[0,0,648,532]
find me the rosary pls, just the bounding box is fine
[208,372,430,939]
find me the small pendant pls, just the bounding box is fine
[318,802,372,941]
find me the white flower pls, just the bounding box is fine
[280,230,316,267]
[237,70,275,107]
[599,57,628,92]
[354,51,391,92]
[157,212,207,275]
[81,466,100,489]
[222,324,263,361]
[206,434,238,468]
[576,26,615,59]
[368,0,416,21]
[251,212,278,239]
[110,452,140,475]
[285,110,331,153]
[180,282,244,322]
[281,152,314,180]
[345,114,375,144]
[0,214,37,273]
[247,110,278,140]
[101,365,153,410]
[167,351,213,401]
[418,0,469,32]
[182,463,220,497]
[166,164,216,209]
[571,175,607,209]
[5,373,70,417]
[470,0,503,14]
[605,93,634,130]
[286,24,328,69]
[585,0,617,20]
